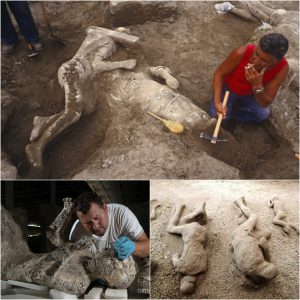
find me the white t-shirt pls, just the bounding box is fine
[69,203,144,254]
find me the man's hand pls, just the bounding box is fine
[245,64,266,88]
[114,236,135,260]
[215,102,227,118]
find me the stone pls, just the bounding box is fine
[49,289,78,299]
[104,288,127,299]
[8,281,49,291]
[1,280,12,289]
[1,294,44,299]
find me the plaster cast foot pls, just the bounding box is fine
[180,275,197,294]
[122,59,136,70]
[25,142,43,169]
[149,66,179,90]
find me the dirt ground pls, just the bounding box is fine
[150,180,299,299]
[1,1,299,179]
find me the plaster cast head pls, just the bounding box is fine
[269,196,279,208]
[256,261,279,279]
[73,192,109,236]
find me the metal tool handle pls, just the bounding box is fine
[211,91,230,144]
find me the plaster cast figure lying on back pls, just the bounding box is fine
[166,201,208,294]
[1,200,137,296]
[25,26,216,171]
[25,26,138,170]
[231,197,278,287]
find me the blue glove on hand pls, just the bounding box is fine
[114,236,135,260]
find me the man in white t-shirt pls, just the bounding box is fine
[71,192,149,260]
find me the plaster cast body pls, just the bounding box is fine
[26,27,138,169]
[1,200,137,296]
[166,202,208,294]
[269,197,299,234]
[110,70,214,130]
[230,1,287,26]
[231,197,278,286]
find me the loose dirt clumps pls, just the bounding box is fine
[1,1,298,179]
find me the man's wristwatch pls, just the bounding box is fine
[253,86,264,94]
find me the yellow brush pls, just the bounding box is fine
[148,111,184,133]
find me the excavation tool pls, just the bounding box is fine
[40,1,66,45]
[27,43,39,58]
[148,111,184,133]
[200,90,230,144]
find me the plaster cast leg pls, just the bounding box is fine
[149,66,179,90]
[182,201,207,225]
[234,197,258,232]
[230,1,275,23]
[166,205,185,234]
[92,59,136,73]
[172,253,180,268]
[46,198,74,247]
[26,108,81,169]
[30,114,62,142]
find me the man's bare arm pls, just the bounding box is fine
[213,45,246,117]
[134,232,149,258]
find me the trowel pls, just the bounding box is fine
[200,90,230,144]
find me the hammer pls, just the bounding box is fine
[200,90,230,144]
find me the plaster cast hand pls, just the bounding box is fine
[114,236,135,260]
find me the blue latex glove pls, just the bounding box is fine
[114,236,135,260]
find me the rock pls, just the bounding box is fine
[1,90,15,132]
[110,0,178,26]
[1,151,17,179]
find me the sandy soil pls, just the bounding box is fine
[150,180,299,299]
[1,1,298,179]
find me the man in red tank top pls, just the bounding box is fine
[210,33,289,128]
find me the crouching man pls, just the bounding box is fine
[210,33,289,129]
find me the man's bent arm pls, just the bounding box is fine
[213,46,246,116]
[254,64,289,107]
[134,232,149,258]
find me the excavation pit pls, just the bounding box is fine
[1,1,299,179]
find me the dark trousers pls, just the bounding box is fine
[210,84,270,123]
[1,1,39,45]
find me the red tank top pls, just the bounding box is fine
[224,44,288,95]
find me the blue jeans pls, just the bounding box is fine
[210,84,270,123]
[1,1,39,45]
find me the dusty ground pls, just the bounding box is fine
[150,180,299,299]
[1,1,299,179]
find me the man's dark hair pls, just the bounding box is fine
[259,33,289,60]
[73,192,103,214]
